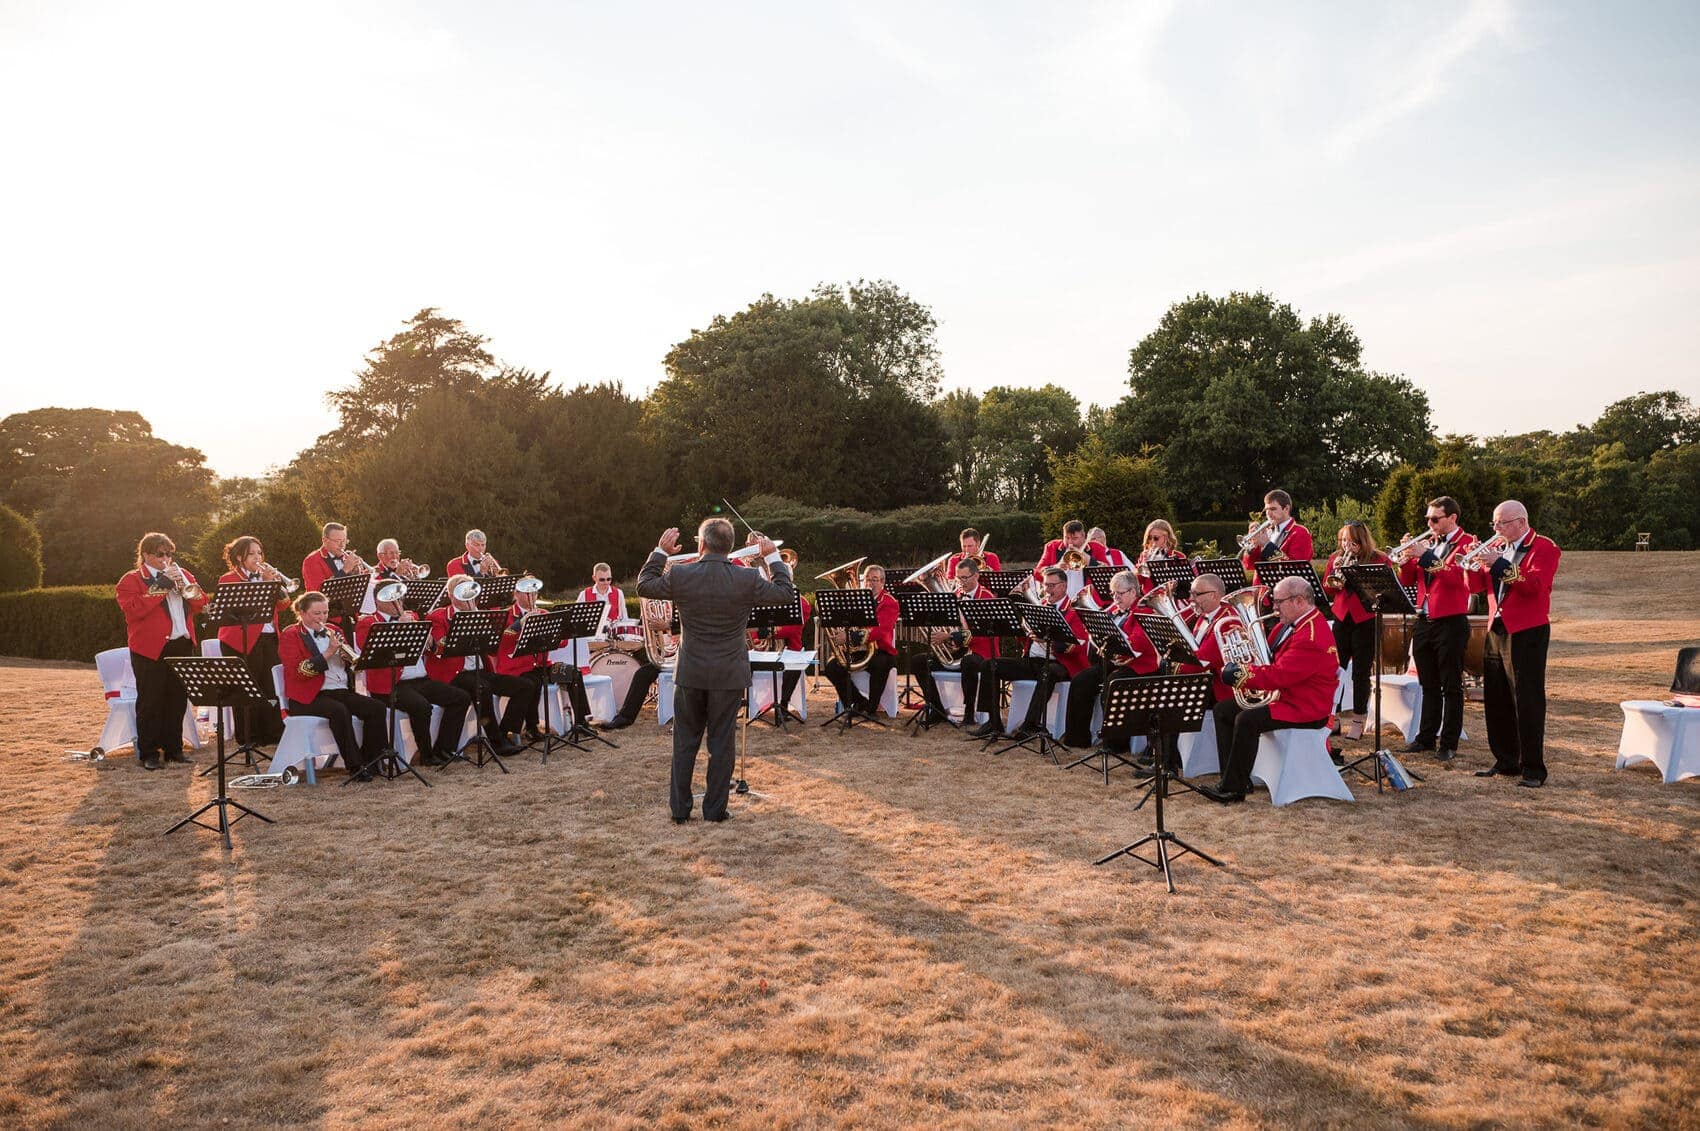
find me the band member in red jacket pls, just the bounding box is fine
[1034,520,1109,579]
[1393,496,1478,761]
[1239,489,1314,572]
[1466,500,1561,787]
[357,581,471,767]
[909,557,999,725]
[973,567,1090,740]
[1320,521,1395,741]
[429,578,523,758]
[944,528,1002,579]
[115,532,210,769]
[1202,576,1340,803]
[215,535,291,745]
[489,577,562,744]
[301,522,368,594]
[447,529,504,579]
[278,591,387,776]
[1088,527,1134,570]
[1179,572,1242,705]
[823,564,901,720]
[1063,569,1161,753]
[1133,519,1182,596]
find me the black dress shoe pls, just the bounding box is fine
[703,811,730,823]
[968,721,1001,739]
[1475,766,1516,777]
[163,750,193,765]
[1329,750,1345,767]
[601,715,632,731]
[490,737,521,758]
[522,727,546,743]
[1436,748,1457,763]
[1516,777,1545,788]
[1200,784,1246,804]
[671,813,691,823]
[1400,740,1434,754]
[140,753,163,771]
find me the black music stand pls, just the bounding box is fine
[1084,566,1119,603]
[1254,559,1333,620]
[1341,563,1423,793]
[993,602,1077,763]
[403,577,448,613]
[163,657,275,850]
[439,609,509,772]
[543,602,618,752]
[197,579,284,775]
[320,572,371,631]
[1147,557,1198,600]
[814,588,885,730]
[958,598,1023,743]
[475,575,519,610]
[1193,557,1250,592]
[1130,611,1207,798]
[896,590,963,732]
[350,619,435,787]
[748,593,804,731]
[978,570,1030,597]
[1072,608,1142,782]
[1093,672,1220,893]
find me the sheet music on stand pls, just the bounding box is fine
[1192,557,1250,592]
[440,609,506,657]
[1084,565,1120,602]
[813,587,877,628]
[163,656,276,848]
[1078,607,1135,664]
[978,570,1030,597]
[474,575,519,610]
[1253,559,1331,615]
[403,577,448,613]
[1147,558,1199,591]
[748,592,804,631]
[1015,601,1077,650]
[896,590,960,629]
[958,597,1023,639]
[320,572,372,620]
[355,618,433,671]
[203,579,283,628]
[884,566,926,592]
[1341,563,1417,617]
[1133,611,1200,666]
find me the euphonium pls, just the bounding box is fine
[642,556,681,669]
[1058,546,1091,570]
[1214,586,1281,709]
[904,552,953,593]
[1136,583,1204,656]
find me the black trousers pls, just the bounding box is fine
[1412,613,1470,748]
[958,653,1001,724]
[1332,616,1376,716]
[132,637,194,759]
[288,687,387,771]
[671,685,742,820]
[1064,666,1108,748]
[907,653,956,714]
[824,651,895,715]
[221,635,283,744]
[391,677,472,757]
[544,668,592,729]
[1483,622,1549,781]
[616,660,662,721]
[998,656,1065,730]
[1212,699,1330,793]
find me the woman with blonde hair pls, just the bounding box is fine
[1135,519,1179,595]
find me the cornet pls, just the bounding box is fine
[341,549,370,574]
[1387,531,1435,565]
[164,561,204,601]
[1236,519,1276,552]
[1457,535,1512,571]
[258,561,300,594]
[395,558,430,580]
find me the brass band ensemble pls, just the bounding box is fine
[115,493,1562,807]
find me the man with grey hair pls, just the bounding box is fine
[638,517,795,823]
[1202,575,1340,803]
[447,529,503,578]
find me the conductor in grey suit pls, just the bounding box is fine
[638,517,795,822]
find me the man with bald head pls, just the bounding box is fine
[1202,575,1341,803]
[1465,500,1561,787]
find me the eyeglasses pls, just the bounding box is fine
[1491,517,1524,528]
[1274,594,1306,605]
[1426,515,1445,524]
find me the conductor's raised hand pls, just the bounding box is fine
[658,527,682,555]
[756,536,777,559]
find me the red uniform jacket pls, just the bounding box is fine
[277,622,347,704]
[493,606,549,677]
[749,595,811,651]
[1045,599,1092,678]
[1096,544,1134,570]
[355,611,430,695]
[1183,602,1243,703]
[955,585,1001,660]
[1112,608,1160,676]
[1034,538,1109,578]
[1323,550,1394,624]
[578,585,626,625]
[115,567,209,660]
[1240,520,1314,573]
[447,553,498,578]
[1397,531,1477,620]
[945,550,1003,578]
[301,550,352,596]
[423,606,472,684]
[214,569,291,653]
[1467,531,1560,634]
[1240,608,1338,723]
[867,591,902,655]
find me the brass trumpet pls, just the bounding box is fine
[164,561,204,601]
[1236,518,1276,553]
[1387,531,1436,565]
[258,561,300,594]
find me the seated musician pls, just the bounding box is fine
[447,529,503,578]
[973,567,1090,740]
[1321,521,1392,741]
[1239,489,1314,571]
[1034,519,1109,579]
[1178,573,1239,707]
[945,528,1002,578]
[909,557,999,724]
[215,535,290,745]
[279,591,388,776]
[1201,577,1338,803]
[1087,527,1134,570]
[822,564,900,718]
[1133,519,1182,596]
[492,576,576,743]
[115,532,210,770]
[1063,569,1160,757]
[357,581,472,767]
[429,578,522,758]
[579,562,626,630]
[747,567,811,725]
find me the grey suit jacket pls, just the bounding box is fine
[636,550,796,691]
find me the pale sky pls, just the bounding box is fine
[2,0,1697,478]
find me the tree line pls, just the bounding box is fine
[2,285,1695,597]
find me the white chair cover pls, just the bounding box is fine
[930,671,989,724]
[850,668,899,718]
[93,646,202,754]
[750,668,808,721]
[1177,708,1219,777]
[1005,680,1069,739]
[1616,701,1700,784]
[266,665,360,783]
[1250,727,1354,806]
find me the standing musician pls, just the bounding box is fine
[1087,527,1134,569]
[945,528,1001,579]
[357,581,471,767]
[971,567,1090,740]
[372,538,430,580]
[215,535,290,745]
[638,518,794,823]
[579,562,626,630]
[1134,519,1182,596]
[430,578,523,759]
[1201,576,1339,804]
[115,533,209,770]
[1062,568,1159,756]
[492,578,570,745]
[447,529,504,578]
[822,564,900,720]
[278,591,388,777]
[1322,521,1394,742]
[909,557,999,723]
[1393,497,1477,761]
[1239,489,1314,571]
[1034,519,1109,578]
[1466,500,1560,788]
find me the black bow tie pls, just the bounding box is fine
[312,630,328,640]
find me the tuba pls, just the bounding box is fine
[904,552,953,593]
[1214,586,1281,709]
[814,557,867,589]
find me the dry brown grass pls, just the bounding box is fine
[2,551,1698,1128]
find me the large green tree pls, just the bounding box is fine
[0,408,156,517]
[976,384,1085,510]
[1045,436,1172,549]
[1111,292,1432,518]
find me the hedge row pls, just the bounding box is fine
[0,586,126,662]
[737,497,1046,570]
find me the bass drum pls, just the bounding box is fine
[1378,615,1417,675]
[588,646,645,707]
